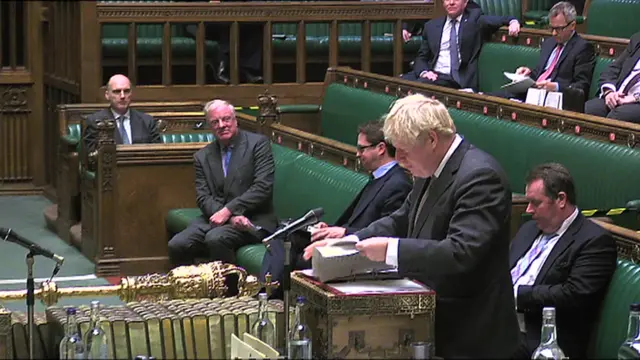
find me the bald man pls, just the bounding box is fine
[84,74,161,153]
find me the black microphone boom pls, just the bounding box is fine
[1,228,65,265]
[262,207,324,244]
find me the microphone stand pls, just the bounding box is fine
[283,234,292,353]
[26,251,35,360]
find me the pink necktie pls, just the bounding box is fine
[537,44,564,82]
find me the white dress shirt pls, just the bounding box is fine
[432,15,463,76]
[601,57,640,97]
[111,109,132,144]
[513,208,579,331]
[384,134,463,267]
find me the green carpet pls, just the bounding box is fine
[0,196,122,312]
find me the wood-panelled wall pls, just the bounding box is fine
[0,1,44,195]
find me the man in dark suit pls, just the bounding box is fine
[585,31,640,124]
[260,120,411,296]
[402,0,481,42]
[492,2,595,102]
[84,74,161,153]
[168,100,278,279]
[510,163,617,359]
[305,94,519,358]
[401,0,521,90]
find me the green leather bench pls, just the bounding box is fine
[278,82,397,146]
[165,143,369,276]
[277,83,640,211]
[590,259,640,358]
[477,42,614,99]
[586,0,640,39]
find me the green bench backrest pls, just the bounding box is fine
[66,123,213,148]
[590,56,615,99]
[527,0,554,11]
[272,144,368,224]
[449,108,640,210]
[591,259,640,358]
[476,0,522,19]
[478,43,540,93]
[320,83,396,145]
[586,0,640,39]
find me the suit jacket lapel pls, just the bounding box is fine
[556,35,577,71]
[509,226,541,269]
[223,131,247,193]
[432,18,446,65]
[408,178,430,237]
[347,165,398,225]
[105,108,123,144]
[128,110,142,144]
[207,142,225,190]
[411,141,470,237]
[534,214,583,284]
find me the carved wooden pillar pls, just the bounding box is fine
[257,90,279,136]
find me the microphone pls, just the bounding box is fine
[262,208,324,244]
[1,228,65,265]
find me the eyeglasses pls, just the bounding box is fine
[549,21,574,33]
[356,143,379,152]
[110,88,131,95]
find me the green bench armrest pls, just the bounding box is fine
[277,105,321,114]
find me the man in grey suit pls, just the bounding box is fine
[304,94,519,358]
[84,74,161,153]
[168,100,278,280]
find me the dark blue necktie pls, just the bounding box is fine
[117,116,130,145]
[449,19,461,85]
[222,147,232,177]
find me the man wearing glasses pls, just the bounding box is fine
[168,99,278,295]
[84,74,161,153]
[492,2,595,102]
[260,120,411,298]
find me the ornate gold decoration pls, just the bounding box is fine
[96,4,433,22]
[0,86,28,113]
[257,90,278,125]
[0,262,279,306]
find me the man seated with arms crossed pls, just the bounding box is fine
[260,120,411,297]
[305,94,520,358]
[84,74,161,153]
[401,0,521,91]
[510,163,616,359]
[168,100,278,295]
[492,2,595,103]
[585,31,640,123]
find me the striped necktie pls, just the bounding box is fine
[511,233,558,283]
[116,116,130,145]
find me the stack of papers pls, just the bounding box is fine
[311,238,394,283]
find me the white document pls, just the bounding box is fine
[231,333,267,359]
[329,278,429,295]
[544,91,563,110]
[525,88,547,106]
[242,333,280,359]
[501,72,536,94]
[311,238,394,283]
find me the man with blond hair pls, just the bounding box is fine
[168,99,278,294]
[304,94,519,358]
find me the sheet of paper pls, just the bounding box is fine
[330,279,429,294]
[501,72,535,94]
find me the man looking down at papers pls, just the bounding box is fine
[491,2,595,102]
[304,94,519,358]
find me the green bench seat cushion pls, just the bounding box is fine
[449,108,640,210]
[591,259,640,358]
[478,43,540,93]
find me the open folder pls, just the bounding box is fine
[501,72,536,94]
